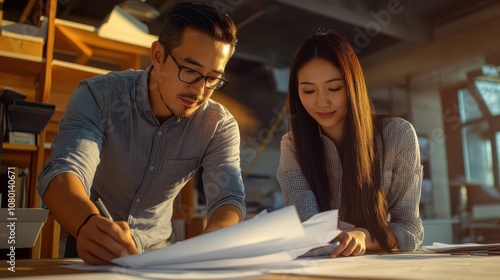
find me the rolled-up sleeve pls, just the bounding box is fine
[37,81,104,199]
[201,113,246,219]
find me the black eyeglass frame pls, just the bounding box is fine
[160,42,229,90]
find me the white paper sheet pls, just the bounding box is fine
[142,251,295,270]
[113,206,305,268]
[67,206,341,280]
[422,242,500,253]
[113,206,340,268]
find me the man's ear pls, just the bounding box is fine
[150,41,165,67]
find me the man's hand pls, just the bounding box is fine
[76,215,139,265]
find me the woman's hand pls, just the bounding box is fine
[330,228,370,257]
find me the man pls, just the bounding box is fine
[37,2,245,265]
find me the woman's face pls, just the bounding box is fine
[297,58,347,141]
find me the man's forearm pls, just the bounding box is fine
[203,204,242,233]
[43,173,100,237]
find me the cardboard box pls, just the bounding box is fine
[0,208,48,249]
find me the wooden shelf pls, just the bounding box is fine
[1,143,37,167]
[54,21,150,69]
[52,59,109,80]
[0,28,44,57]
[0,51,42,99]
[55,22,151,56]
[1,143,36,168]
[0,50,44,75]
[2,142,38,152]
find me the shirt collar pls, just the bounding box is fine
[137,65,154,114]
[138,65,205,125]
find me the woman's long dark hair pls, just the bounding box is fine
[288,30,392,251]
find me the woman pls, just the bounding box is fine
[277,30,424,257]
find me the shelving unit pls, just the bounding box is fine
[2,0,198,258]
[0,0,50,259]
[1,0,155,258]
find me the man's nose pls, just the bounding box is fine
[189,78,206,95]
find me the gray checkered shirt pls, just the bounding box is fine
[277,117,424,252]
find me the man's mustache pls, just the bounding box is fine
[178,93,204,103]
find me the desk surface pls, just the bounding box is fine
[1,259,338,280]
[1,254,499,280]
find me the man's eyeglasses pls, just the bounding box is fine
[161,43,228,90]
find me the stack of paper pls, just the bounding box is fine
[112,206,340,269]
[422,242,500,255]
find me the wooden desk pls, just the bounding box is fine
[0,259,85,278]
[0,259,335,280]
[1,253,499,280]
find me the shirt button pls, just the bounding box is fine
[149,166,154,171]
[158,131,162,136]
[136,198,140,203]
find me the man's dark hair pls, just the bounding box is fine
[159,2,238,57]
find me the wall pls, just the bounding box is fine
[409,57,485,219]
[212,62,287,214]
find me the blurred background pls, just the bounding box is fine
[1,0,500,254]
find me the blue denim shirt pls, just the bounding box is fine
[38,66,246,252]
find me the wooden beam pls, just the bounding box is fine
[19,0,38,24]
[0,0,4,35]
[364,18,500,90]
[35,0,59,259]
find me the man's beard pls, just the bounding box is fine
[158,83,205,119]
[166,93,206,119]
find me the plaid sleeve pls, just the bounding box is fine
[277,133,320,222]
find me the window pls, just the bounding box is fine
[458,89,482,123]
[458,64,500,188]
[474,78,500,116]
[461,121,494,187]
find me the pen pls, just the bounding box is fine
[96,198,114,221]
